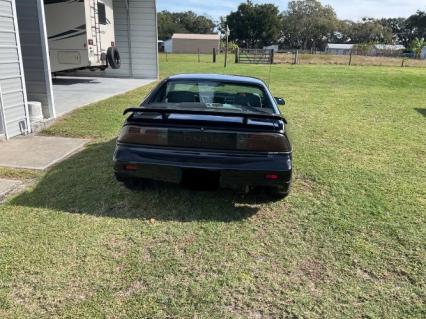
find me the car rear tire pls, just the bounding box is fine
[252,186,289,200]
[115,174,146,191]
[122,178,144,190]
[268,186,289,199]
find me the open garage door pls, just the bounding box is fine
[7,0,158,136]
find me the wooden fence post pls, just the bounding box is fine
[197,49,200,63]
[224,25,229,68]
[235,48,240,64]
[213,48,216,63]
[294,50,299,65]
[401,58,406,67]
[349,51,353,66]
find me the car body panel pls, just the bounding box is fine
[113,74,292,195]
[114,144,292,191]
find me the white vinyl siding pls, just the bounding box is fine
[15,0,55,119]
[126,0,158,78]
[0,0,28,139]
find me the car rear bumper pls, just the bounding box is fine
[113,144,292,190]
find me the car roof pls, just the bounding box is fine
[167,74,267,86]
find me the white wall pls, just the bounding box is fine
[0,0,30,138]
[16,0,55,119]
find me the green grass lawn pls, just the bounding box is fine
[1,55,425,318]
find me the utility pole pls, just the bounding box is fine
[224,25,230,68]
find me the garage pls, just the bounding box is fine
[0,0,158,140]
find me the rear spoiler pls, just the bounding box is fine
[123,107,286,125]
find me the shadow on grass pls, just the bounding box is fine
[11,140,267,221]
[415,108,426,117]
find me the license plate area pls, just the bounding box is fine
[168,131,237,149]
[181,168,220,190]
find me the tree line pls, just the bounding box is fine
[158,11,216,40]
[158,0,426,53]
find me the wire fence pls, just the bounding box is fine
[274,50,426,68]
[159,51,426,68]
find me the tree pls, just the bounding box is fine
[157,11,216,40]
[177,11,216,35]
[343,18,393,44]
[157,11,185,40]
[281,0,339,50]
[406,11,426,41]
[222,1,282,48]
[378,18,411,46]
[410,37,425,58]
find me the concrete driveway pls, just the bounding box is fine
[52,76,156,116]
[0,136,89,170]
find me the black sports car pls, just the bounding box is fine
[114,74,292,197]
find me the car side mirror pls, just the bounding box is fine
[275,97,285,105]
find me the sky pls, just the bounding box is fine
[157,0,426,22]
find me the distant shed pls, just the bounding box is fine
[325,44,354,55]
[263,45,279,52]
[372,44,405,56]
[171,33,220,54]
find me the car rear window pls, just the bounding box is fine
[151,80,273,111]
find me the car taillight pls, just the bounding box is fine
[118,126,291,153]
[124,164,138,171]
[265,174,279,180]
[237,133,291,152]
[118,126,168,146]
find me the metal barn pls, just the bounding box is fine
[325,44,354,55]
[0,0,158,140]
[170,33,220,54]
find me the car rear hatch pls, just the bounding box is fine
[119,107,291,153]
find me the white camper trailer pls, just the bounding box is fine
[44,0,121,73]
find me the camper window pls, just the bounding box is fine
[98,3,107,25]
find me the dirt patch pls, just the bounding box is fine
[10,280,93,315]
[114,280,145,300]
[225,305,273,319]
[294,258,327,283]
[292,174,316,194]
[356,268,377,281]
[104,236,134,260]
[285,258,329,300]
